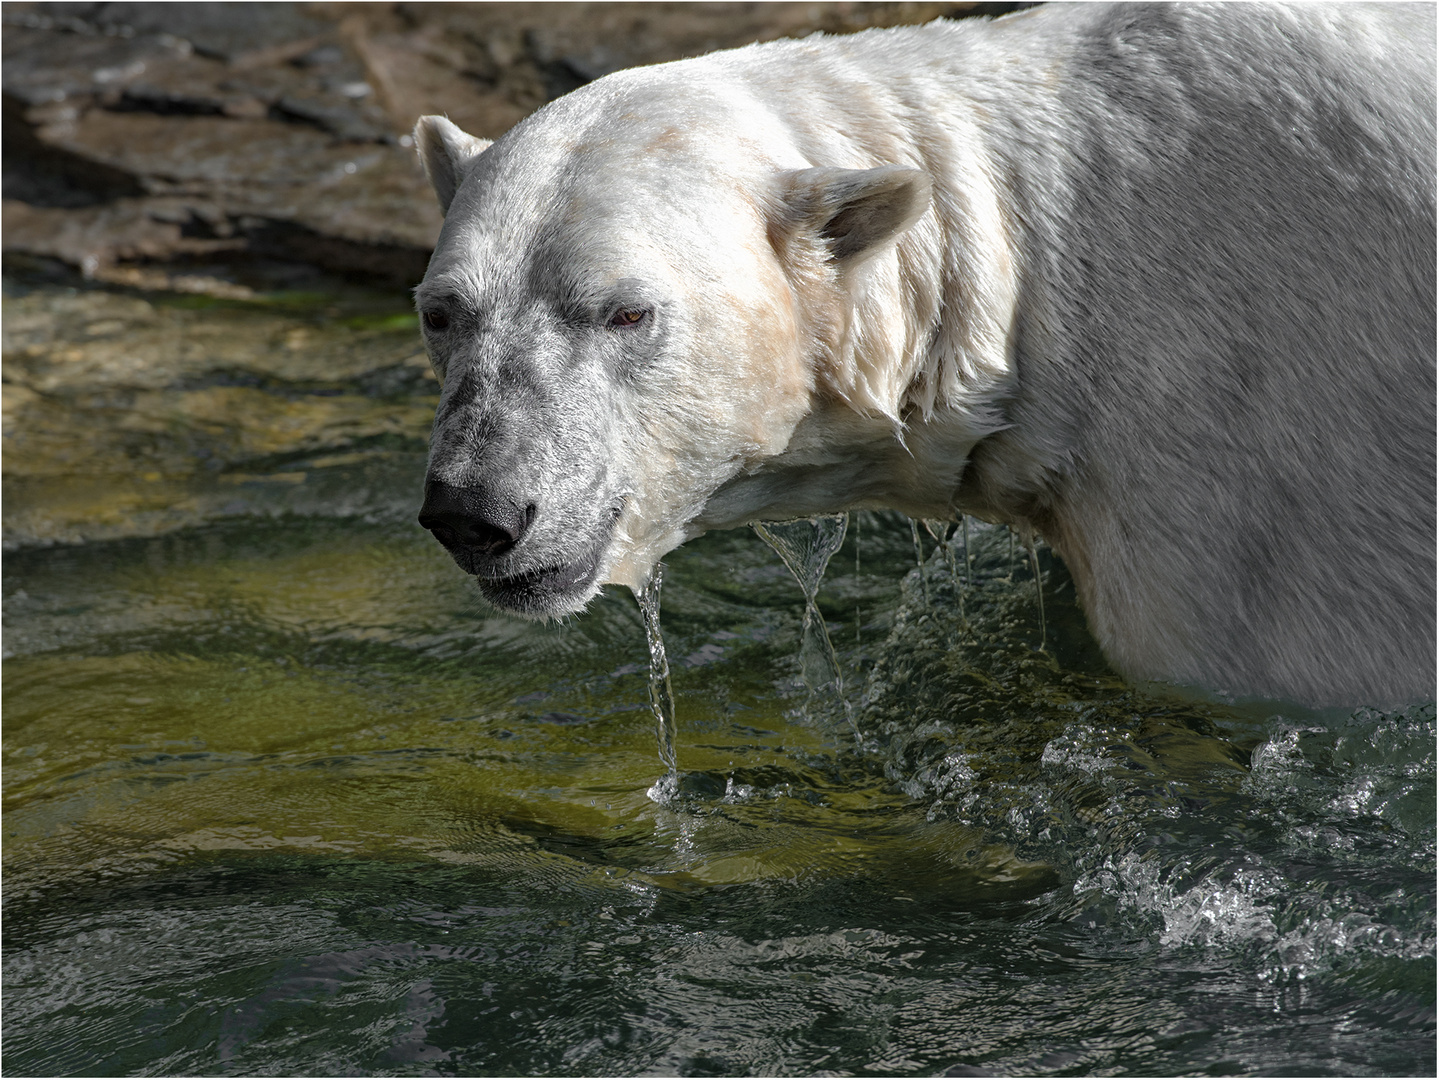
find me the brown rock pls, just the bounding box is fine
[1,197,240,274]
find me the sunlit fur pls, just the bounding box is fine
[415,3,1435,708]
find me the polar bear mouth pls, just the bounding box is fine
[473,526,613,616]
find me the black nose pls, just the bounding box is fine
[418,480,535,559]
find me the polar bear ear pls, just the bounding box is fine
[772,165,931,266]
[414,115,494,215]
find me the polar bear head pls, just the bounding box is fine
[412,69,936,616]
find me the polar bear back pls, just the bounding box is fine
[958,3,1435,704]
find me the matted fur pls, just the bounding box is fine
[413,3,1435,708]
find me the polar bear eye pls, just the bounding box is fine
[607,307,648,329]
[422,309,450,332]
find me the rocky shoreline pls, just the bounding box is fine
[4,2,1014,295]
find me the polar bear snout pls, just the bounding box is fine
[418,473,620,617]
[418,479,535,566]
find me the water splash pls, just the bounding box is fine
[753,515,857,735]
[631,568,678,800]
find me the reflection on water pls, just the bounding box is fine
[4,277,1435,1077]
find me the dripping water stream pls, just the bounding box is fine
[908,519,932,608]
[632,568,679,800]
[961,514,972,586]
[753,515,858,737]
[1021,526,1047,651]
[923,518,964,625]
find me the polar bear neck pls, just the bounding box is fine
[683,18,1067,528]
[691,23,1030,428]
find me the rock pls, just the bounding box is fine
[49,1,333,64]
[3,1,1011,291]
[3,0,438,286]
[1,197,241,277]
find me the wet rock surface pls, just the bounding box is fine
[4,1,1012,292]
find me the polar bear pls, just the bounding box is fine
[412,2,1435,708]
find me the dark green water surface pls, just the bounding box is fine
[3,279,1434,1077]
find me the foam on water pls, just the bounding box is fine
[1076,847,1436,983]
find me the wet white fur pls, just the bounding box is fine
[416,3,1435,707]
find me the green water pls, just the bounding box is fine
[3,279,1434,1076]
